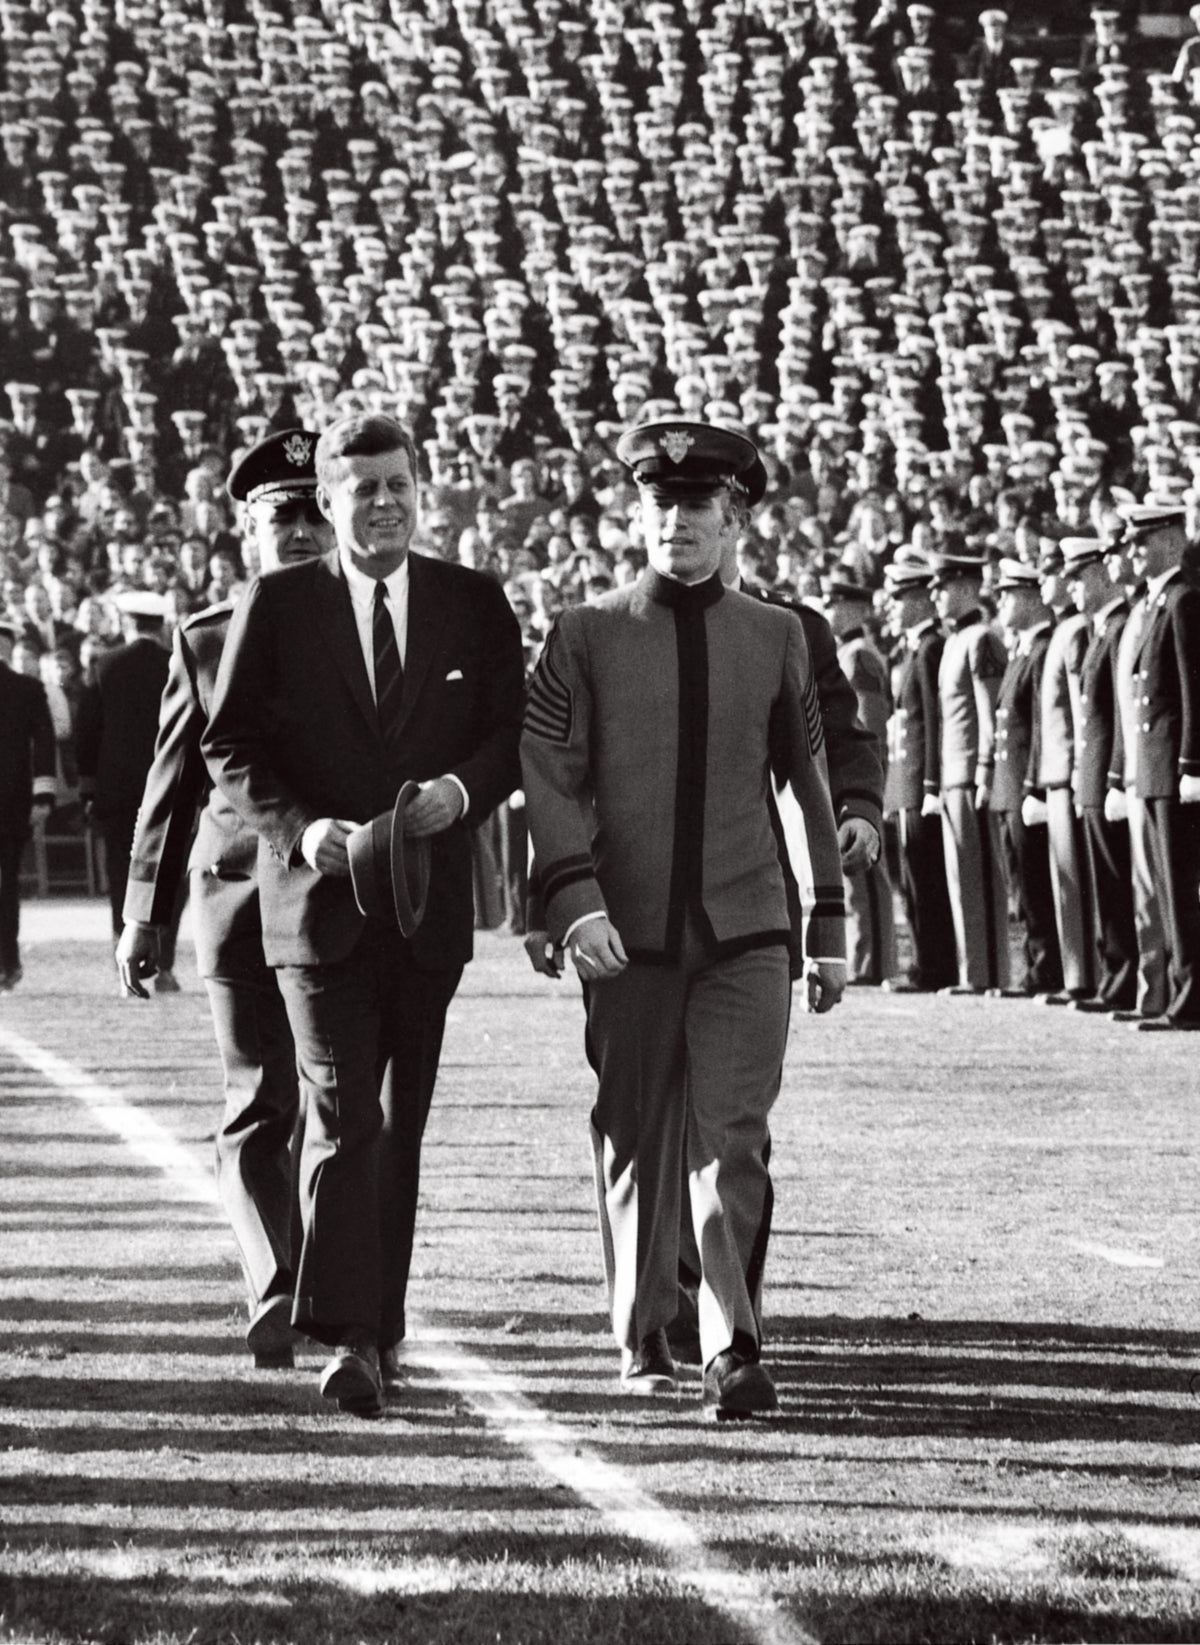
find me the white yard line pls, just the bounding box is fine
[0,1024,817,1645]
[1065,1238,1165,1270]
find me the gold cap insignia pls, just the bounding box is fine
[659,430,695,464]
[283,433,313,466]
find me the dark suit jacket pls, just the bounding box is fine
[892,622,944,812]
[202,549,525,969]
[122,602,263,977]
[0,661,55,839]
[1130,572,1200,801]
[75,636,170,824]
[1074,603,1127,811]
[990,627,1052,815]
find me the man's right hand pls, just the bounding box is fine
[116,922,161,1000]
[570,916,627,981]
[300,818,357,876]
[524,929,564,977]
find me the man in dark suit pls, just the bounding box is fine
[1119,503,1200,1031]
[115,430,332,1368]
[0,618,56,988]
[75,592,173,969]
[203,414,525,1415]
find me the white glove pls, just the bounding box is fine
[1104,789,1129,824]
[920,792,943,818]
[1180,774,1200,804]
[1021,794,1048,828]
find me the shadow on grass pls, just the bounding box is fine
[797,1590,1200,1645]
[0,1572,738,1645]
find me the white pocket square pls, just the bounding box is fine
[445,669,464,681]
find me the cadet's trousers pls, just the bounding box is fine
[1079,808,1137,1009]
[1145,795,1200,1025]
[896,807,958,990]
[940,787,1010,990]
[845,858,897,984]
[584,924,790,1368]
[1045,788,1094,996]
[997,810,1062,994]
[1126,790,1168,1018]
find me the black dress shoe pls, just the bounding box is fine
[320,1335,383,1417]
[620,1328,677,1395]
[987,986,1035,999]
[1068,998,1114,1014]
[1110,1009,1146,1023]
[939,985,985,996]
[246,1294,294,1368]
[703,1349,779,1420]
[379,1342,407,1387]
[881,978,932,994]
[1134,1017,1200,1033]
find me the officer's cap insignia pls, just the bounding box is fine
[283,433,313,466]
[660,430,695,464]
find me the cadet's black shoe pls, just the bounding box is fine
[620,1329,677,1396]
[1134,1017,1200,1032]
[246,1294,294,1368]
[703,1350,779,1420]
[1068,997,1113,1014]
[320,1334,384,1417]
[939,985,985,996]
[379,1342,408,1388]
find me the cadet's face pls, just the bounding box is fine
[250,494,333,572]
[639,488,731,583]
[318,446,418,578]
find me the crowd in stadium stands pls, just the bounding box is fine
[2,0,1199,921]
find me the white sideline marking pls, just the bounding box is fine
[1066,1239,1165,1270]
[0,1025,817,1645]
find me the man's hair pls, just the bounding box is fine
[315,414,418,489]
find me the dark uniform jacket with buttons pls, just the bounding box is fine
[0,660,55,840]
[122,602,259,978]
[892,620,943,812]
[990,624,1052,815]
[1072,600,1128,811]
[1128,569,1200,801]
[202,549,525,969]
[938,610,1007,790]
[521,569,846,965]
[1037,612,1091,792]
[75,636,170,825]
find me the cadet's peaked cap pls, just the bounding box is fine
[113,591,168,621]
[1117,502,1187,538]
[227,426,319,503]
[930,548,987,585]
[347,781,431,938]
[1060,536,1106,572]
[883,556,934,593]
[823,571,873,601]
[994,557,1042,591]
[616,418,768,505]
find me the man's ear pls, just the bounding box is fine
[316,485,334,524]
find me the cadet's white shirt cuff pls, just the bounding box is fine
[564,911,607,945]
[809,957,847,965]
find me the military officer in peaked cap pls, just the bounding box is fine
[931,545,1011,993]
[116,430,333,1367]
[522,419,845,1419]
[1118,503,1200,1029]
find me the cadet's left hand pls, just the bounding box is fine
[839,818,879,873]
[523,929,563,977]
[804,960,845,1014]
[405,777,464,837]
[116,922,161,1000]
[1180,775,1200,805]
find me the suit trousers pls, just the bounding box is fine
[275,921,463,1347]
[998,811,1062,994]
[844,858,897,984]
[0,832,23,974]
[1080,809,1137,1009]
[584,922,790,1368]
[1045,789,1094,995]
[896,808,957,990]
[1126,790,1168,1018]
[940,789,1010,990]
[205,912,302,1317]
[1145,796,1200,1025]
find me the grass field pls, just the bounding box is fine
[1,905,1199,1644]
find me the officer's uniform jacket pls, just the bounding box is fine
[892,619,943,811]
[1129,567,1200,800]
[835,626,892,774]
[937,609,1007,790]
[123,603,260,977]
[1073,598,1128,811]
[0,660,55,840]
[75,635,170,824]
[520,569,846,964]
[990,622,1052,814]
[1037,611,1091,792]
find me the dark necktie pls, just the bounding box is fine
[372,579,404,730]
